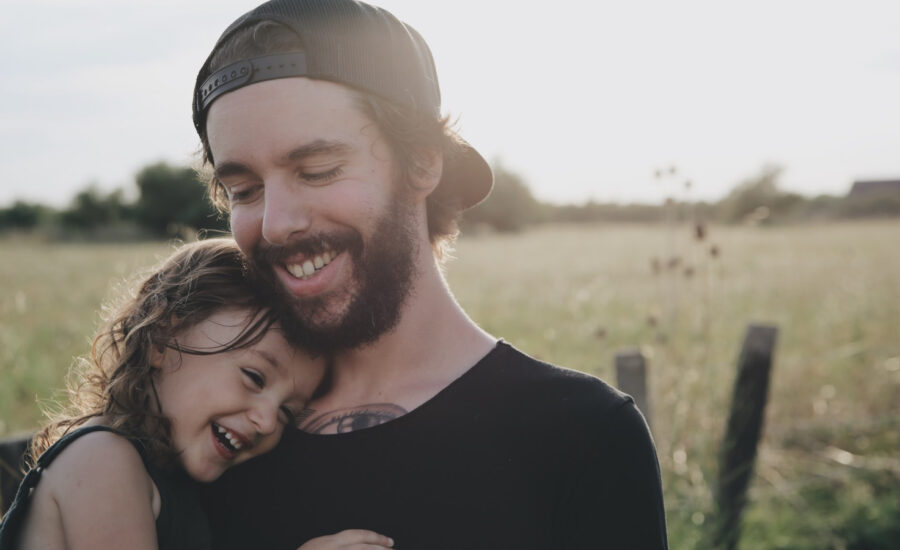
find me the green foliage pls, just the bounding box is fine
[135,162,227,237]
[463,160,543,232]
[461,162,898,231]
[60,186,131,230]
[0,162,228,239]
[549,200,667,223]
[0,201,55,230]
[716,165,799,223]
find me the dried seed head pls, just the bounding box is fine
[694,223,706,241]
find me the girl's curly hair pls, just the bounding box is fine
[30,238,278,470]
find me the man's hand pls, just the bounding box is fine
[297,529,394,549]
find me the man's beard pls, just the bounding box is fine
[248,193,418,354]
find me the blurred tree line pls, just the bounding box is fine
[462,163,900,232]
[0,163,227,240]
[1,161,899,239]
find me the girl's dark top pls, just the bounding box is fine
[0,425,211,550]
[201,341,668,550]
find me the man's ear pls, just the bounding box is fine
[407,148,443,199]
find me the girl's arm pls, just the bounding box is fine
[43,430,159,550]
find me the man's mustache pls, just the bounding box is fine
[252,230,362,265]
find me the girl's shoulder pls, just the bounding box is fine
[39,427,160,517]
[43,427,147,474]
[8,427,162,550]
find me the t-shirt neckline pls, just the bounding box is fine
[291,339,508,440]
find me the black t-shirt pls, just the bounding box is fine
[200,342,668,549]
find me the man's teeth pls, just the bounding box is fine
[216,425,243,451]
[287,251,334,279]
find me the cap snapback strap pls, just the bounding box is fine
[198,52,308,113]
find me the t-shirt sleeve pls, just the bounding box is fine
[556,399,669,549]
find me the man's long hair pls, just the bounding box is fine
[197,21,469,260]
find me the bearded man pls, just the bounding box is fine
[194,1,668,548]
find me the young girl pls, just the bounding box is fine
[0,239,392,550]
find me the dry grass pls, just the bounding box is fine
[2,220,899,547]
[449,220,900,548]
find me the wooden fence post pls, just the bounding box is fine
[615,348,651,430]
[712,323,778,550]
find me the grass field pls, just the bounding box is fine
[2,221,899,548]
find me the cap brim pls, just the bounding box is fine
[442,139,493,209]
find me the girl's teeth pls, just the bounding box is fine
[216,424,243,450]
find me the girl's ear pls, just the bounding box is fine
[148,341,171,370]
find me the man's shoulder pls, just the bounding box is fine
[477,341,633,420]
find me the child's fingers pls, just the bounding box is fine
[331,529,394,547]
[296,529,394,549]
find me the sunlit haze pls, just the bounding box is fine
[2,0,898,207]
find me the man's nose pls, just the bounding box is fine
[261,178,312,245]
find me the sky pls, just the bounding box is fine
[2,0,899,207]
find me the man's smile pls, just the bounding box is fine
[285,250,336,280]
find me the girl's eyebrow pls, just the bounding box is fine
[250,349,278,369]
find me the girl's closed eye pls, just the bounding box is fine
[240,367,265,389]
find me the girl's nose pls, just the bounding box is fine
[248,400,280,436]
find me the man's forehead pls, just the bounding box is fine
[205,78,371,160]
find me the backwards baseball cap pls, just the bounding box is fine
[192,0,492,209]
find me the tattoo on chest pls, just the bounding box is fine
[299,403,409,434]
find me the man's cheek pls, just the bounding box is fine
[230,213,259,256]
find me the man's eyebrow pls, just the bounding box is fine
[213,162,253,182]
[286,140,353,161]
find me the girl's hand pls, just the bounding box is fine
[297,529,394,549]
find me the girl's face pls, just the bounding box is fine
[153,308,325,482]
